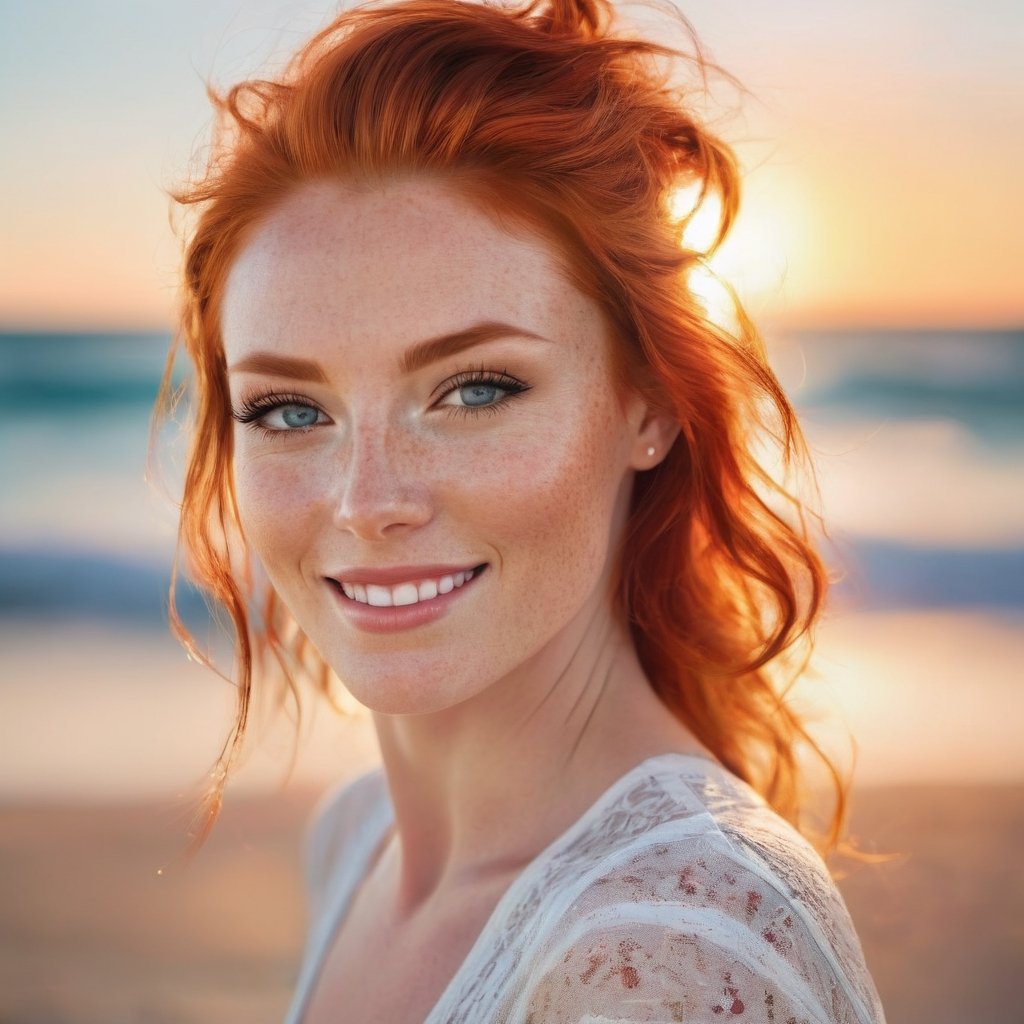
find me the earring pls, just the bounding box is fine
[646,446,656,457]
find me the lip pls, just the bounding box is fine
[327,563,489,634]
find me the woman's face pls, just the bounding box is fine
[221,176,663,715]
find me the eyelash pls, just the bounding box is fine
[231,391,325,439]
[231,367,531,436]
[435,365,531,420]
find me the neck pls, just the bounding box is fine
[369,591,707,917]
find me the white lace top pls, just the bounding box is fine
[284,753,886,1023]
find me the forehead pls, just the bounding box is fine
[220,176,606,365]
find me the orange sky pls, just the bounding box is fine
[0,1,1020,331]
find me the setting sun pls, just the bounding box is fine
[671,173,813,328]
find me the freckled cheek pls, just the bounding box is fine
[460,413,623,566]
[232,450,323,568]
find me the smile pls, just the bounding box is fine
[334,565,488,607]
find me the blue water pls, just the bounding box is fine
[1,328,1021,624]
[790,328,1024,446]
[0,331,173,412]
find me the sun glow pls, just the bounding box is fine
[671,182,726,253]
[686,263,739,334]
[670,174,809,329]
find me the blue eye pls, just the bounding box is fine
[460,383,501,407]
[232,393,327,434]
[440,370,530,417]
[278,404,319,428]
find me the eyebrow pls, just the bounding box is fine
[227,352,328,382]
[401,321,549,373]
[228,320,549,380]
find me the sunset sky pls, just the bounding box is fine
[1,0,1021,331]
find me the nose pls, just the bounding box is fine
[330,424,434,540]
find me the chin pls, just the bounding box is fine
[330,660,487,718]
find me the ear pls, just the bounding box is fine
[624,391,682,470]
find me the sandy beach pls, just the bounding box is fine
[1,780,1021,1024]
[2,605,1023,1023]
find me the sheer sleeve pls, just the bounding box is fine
[504,818,885,1024]
[520,913,863,1023]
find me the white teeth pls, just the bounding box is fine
[392,583,419,607]
[341,568,479,607]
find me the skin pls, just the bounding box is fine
[221,176,708,1011]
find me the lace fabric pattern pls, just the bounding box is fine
[286,755,886,1024]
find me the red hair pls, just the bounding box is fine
[159,0,844,850]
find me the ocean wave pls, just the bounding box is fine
[829,538,1024,611]
[0,546,210,628]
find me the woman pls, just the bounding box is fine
[161,0,886,1020]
